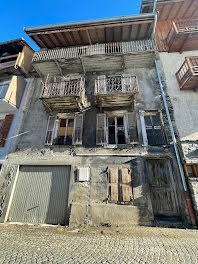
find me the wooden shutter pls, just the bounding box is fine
[96,75,106,94]
[108,166,118,202]
[125,112,138,144]
[121,167,132,202]
[96,114,107,145]
[0,114,14,147]
[45,116,56,145]
[73,113,83,145]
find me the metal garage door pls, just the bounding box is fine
[8,166,70,225]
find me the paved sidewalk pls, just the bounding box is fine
[0,224,198,263]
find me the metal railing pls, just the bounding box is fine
[176,56,198,88]
[32,40,155,62]
[41,78,84,98]
[95,75,138,95]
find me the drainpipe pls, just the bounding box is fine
[151,12,158,40]
[155,60,196,227]
[153,0,157,13]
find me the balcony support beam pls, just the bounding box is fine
[86,30,92,45]
[54,60,63,76]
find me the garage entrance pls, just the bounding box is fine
[8,166,70,225]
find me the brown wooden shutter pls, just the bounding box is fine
[0,114,14,147]
[73,113,83,145]
[96,113,107,145]
[45,116,56,145]
[108,166,118,202]
[125,112,138,144]
[121,167,132,202]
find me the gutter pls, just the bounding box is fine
[24,13,156,33]
[155,60,196,227]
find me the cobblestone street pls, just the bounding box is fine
[0,224,198,264]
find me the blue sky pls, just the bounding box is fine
[0,0,141,51]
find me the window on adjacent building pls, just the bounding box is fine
[107,166,133,204]
[45,114,83,146]
[96,112,138,146]
[0,81,10,99]
[185,164,198,177]
[140,111,166,146]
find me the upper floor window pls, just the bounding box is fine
[140,111,166,146]
[45,114,83,146]
[96,112,138,146]
[0,81,10,99]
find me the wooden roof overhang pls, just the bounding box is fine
[24,14,156,49]
[141,0,198,21]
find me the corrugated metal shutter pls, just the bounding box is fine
[8,166,70,225]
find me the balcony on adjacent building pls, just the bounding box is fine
[176,57,198,90]
[167,20,198,52]
[94,75,139,109]
[40,77,85,113]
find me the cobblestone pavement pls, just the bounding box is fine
[0,224,198,264]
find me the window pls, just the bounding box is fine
[140,111,166,146]
[55,118,74,145]
[185,164,198,177]
[0,81,10,99]
[108,116,126,145]
[96,112,138,146]
[107,166,133,204]
[45,114,83,146]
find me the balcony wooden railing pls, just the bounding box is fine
[167,20,198,51]
[176,57,198,90]
[0,54,18,70]
[95,76,138,95]
[32,40,155,62]
[94,75,138,109]
[41,78,84,98]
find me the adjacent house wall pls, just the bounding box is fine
[159,51,198,163]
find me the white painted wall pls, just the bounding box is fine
[160,51,198,141]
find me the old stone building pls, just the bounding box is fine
[0,12,194,227]
[141,0,198,225]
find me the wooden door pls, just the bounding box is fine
[146,159,179,217]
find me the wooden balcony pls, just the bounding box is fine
[0,54,18,70]
[94,75,138,109]
[40,78,85,113]
[176,57,198,90]
[167,20,198,52]
[32,40,156,76]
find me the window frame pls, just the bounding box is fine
[107,115,127,146]
[140,110,166,146]
[55,117,74,146]
[184,164,198,178]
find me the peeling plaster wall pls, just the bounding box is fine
[0,64,191,226]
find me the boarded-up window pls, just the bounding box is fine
[107,165,132,204]
[96,114,107,145]
[144,114,165,146]
[0,114,14,147]
[125,112,138,144]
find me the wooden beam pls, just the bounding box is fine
[79,57,86,74]
[45,34,56,48]
[128,25,132,41]
[53,33,65,46]
[32,35,47,48]
[179,34,191,53]
[135,24,141,40]
[104,27,107,43]
[166,2,175,20]
[86,30,92,45]
[60,32,70,46]
[120,26,123,41]
[69,31,78,45]
[78,30,84,44]
[54,60,63,75]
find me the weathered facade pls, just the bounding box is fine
[141,0,198,225]
[0,12,194,227]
